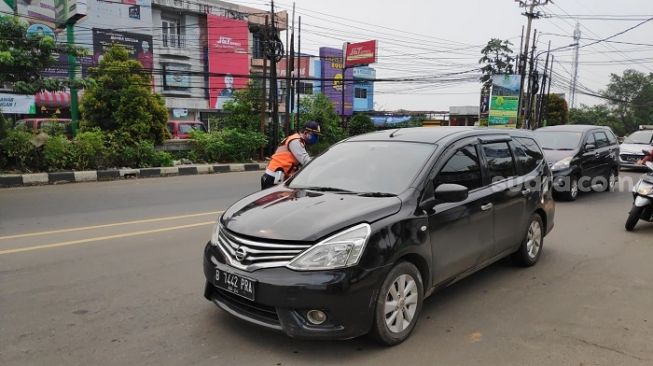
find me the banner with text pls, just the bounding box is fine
[320,47,353,116]
[207,15,249,110]
[489,74,520,127]
[0,93,36,114]
[345,40,377,67]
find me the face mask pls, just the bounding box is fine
[306,133,319,145]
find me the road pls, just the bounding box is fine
[1,171,652,366]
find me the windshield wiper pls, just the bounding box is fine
[541,147,554,150]
[357,192,398,197]
[556,148,575,151]
[299,186,355,193]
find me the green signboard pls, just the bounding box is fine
[489,74,521,127]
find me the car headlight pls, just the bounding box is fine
[210,218,222,246]
[287,223,371,271]
[551,157,572,171]
[637,182,653,196]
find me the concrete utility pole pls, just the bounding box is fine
[515,0,550,128]
[569,22,581,109]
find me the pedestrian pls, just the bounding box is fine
[261,121,321,190]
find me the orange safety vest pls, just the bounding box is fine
[267,133,305,175]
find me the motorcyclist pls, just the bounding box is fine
[260,121,321,190]
[636,148,653,165]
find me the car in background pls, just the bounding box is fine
[203,127,555,345]
[15,118,72,136]
[534,125,619,201]
[167,120,207,139]
[619,129,653,169]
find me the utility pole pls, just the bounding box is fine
[524,29,538,129]
[341,42,349,127]
[284,5,291,136]
[67,23,79,137]
[516,0,550,128]
[536,41,551,129]
[260,16,269,160]
[569,22,581,109]
[266,0,283,154]
[295,16,301,130]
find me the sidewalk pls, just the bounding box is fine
[0,163,266,188]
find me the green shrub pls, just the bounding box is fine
[152,151,174,167]
[190,130,266,163]
[190,131,225,163]
[43,135,74,171]
[348,114,375,136]
[73,129,106,170]
[1,129,34,170]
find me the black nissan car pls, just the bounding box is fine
[203,127,555,345]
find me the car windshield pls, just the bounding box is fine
[534,131,582,150]
[179,123,206,134]
[289,141,435,195]
[624,130,653,145]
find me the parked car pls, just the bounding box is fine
[534,125,619,201]
[202,127,555,345]
[166,120,207,139]
[619,129,653,169]
[15,118,72,136]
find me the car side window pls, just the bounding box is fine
[594,131,609,148]
[584,133,596,147]
[482,142,516,182]
[605,130,617,145]
[513,137,543,174]
[435,145,483,190]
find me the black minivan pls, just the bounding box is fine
[534,125,619,201]
[203,127,555,345]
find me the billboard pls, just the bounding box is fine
[16,0,57,28]
[345,40,377,67]
[0,93,36,114]
[164,63,191,89]
[92,28,153,69]
[207,15,249,110]
[320,47,353,116]
[277,56,311,79]
[489,74,521,127]
[54,0,87,26]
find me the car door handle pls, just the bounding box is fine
[521,188,532,196]
[481,203,493,211]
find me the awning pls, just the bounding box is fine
[34,90,83,107]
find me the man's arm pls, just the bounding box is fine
[288,139,311,166]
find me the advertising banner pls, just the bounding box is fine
[92,28,153,69]
[207,15,249,110]
[276,56,310,79]
[345,40,377,68]
[489,74,521,127]
[164,63,191,89]
[320,47,353,116]
[17,0,57,28]
[0,93,36,114]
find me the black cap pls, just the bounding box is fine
[303,121,321,134]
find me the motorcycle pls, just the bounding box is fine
[625,155,653,231]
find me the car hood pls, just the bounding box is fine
[542,149,576,164]
[221,187,402,242]
[620,143,652,155]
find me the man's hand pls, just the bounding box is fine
[637,159,644,165]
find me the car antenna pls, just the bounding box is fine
[389,128,401,138]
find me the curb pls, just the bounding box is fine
[0,163,267,188]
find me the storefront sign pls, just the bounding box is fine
[345,40,377,67]
[0,94,37,114]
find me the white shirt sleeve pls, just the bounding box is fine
[288,139,311,165]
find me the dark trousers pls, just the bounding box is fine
[261,173,276,190]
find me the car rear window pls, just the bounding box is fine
[179,123,206,134]
[482,142,517,182]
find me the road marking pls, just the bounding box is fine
[0,221,214,256]
[0,211,223,241]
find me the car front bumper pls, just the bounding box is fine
[203,242,390,340]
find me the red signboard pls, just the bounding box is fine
[207,15,250,110]
[277,56,311,78]
[345,40,377,67]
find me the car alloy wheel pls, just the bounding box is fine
[607,172,616,192]
[384,274,419,333]
[569,178,579,199]
[513,214,545,267]
[526,220,542,260]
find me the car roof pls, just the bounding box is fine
[534,124,606,133]
[347,127,536,145]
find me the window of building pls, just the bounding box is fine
[482,142,516,182]
[355,87,367,99]
[435,145,483,190]
[252,32,265,59]
[298,82,313,95]
[162,16,182,48]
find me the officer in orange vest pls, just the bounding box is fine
[261,121,321,190]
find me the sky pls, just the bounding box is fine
[240,0,653,112]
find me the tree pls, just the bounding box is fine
[348,114,375,136]
[602,69,653,134]
[214,82,265,132]
[80,45,169,144]
[569,104,624,136]
[0,16,87,94]
[298,93,346,153]
[479,38,515,89]
[543,94,569,126]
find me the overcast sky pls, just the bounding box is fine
[245,0,653,111]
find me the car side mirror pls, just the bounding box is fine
[584,143,596,152]
[434,184,469,203]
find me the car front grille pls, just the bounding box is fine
[620,154,642,162]
[215,228,311,271]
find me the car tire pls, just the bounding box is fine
[625,206,643,231]
[512,214,544,267]
[560,175,579,201]
[371,262,424,346]
[598,170,617,192]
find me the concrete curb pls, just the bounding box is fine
[0,163,267,188]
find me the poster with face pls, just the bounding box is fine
[92,28,153,70]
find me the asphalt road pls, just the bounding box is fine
[1,171,652,366]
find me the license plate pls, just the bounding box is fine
[215,268,256,301]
